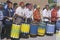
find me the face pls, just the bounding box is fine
[46,6,49,10]
[28,4,33,10]
[8,3,13,8]
[54,6,58,10]
[15,5,18,9]
[37,8,40,10]
[20,3,24,7]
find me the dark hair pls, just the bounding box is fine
[53,4,57,8]
[14,3,17,6]
[34,4,37,9]
[8,2,13,4]
[26,3,31,7]
[6,0,11,3]
[45,5,49,7]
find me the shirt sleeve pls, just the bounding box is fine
[31,11,33,20]
[0,11,4,20]
[14,7,21,15]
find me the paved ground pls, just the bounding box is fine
[1,34,56,40]
[20,34,56,40]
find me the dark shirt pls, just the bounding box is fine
[3,8,14,24]
[4,8,14,17]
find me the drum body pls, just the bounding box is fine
[56,20,60,30]
[56,30,60,40]
[10,24,20,38]
[46,23,55,35]
[30,24,38,36]
[21,23,30,38]
[38,22,46,36]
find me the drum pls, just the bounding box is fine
[38,22,46,36]
[10,24,21,38]
[56,31,60,40]
[21,23,30,38]
[56,20,60,30]
[30,23,38,37]
[46,23,55,35]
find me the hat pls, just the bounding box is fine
[19,2,24,5]
[37,5,40,8]
[45,4,49,7]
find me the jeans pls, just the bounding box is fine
[26,18,32,24]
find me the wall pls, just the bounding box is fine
[0,0,48,9]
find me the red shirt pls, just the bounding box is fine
[33,9,41,22]
[51,8,57,22]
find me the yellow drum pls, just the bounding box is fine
[10,24,21,38]
[38,22,46,36]
[38,28,45,36]
[20,23,30,38]
[21,23,30,33]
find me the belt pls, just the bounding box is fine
[16,16,23,19]
[43,17,49,19]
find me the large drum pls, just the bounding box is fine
[10,24,21,38]
[38,22,46,36]
[56,31,60,40]
[46,23,55,35]
[21,23,30,38]
[30,23,38,37]
[56,20,60,30]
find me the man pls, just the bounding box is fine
[51,4,58,23]
[4,0,11,9]
[24,3,33,24]
[20,3,33,38]
[51,4,59,34]
[56,6,60,30]
[11,2,25,40]
[3,2,14,40]
[14,2,25,24]
[42,5,51,24]
[0,3,4,40]
[33,5,41,23]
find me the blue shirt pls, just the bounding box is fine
[0,10,4,20]
[4,8,14,24]
[4,8,14,17]
[4,4,8,9]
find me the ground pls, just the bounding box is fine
[1,34,57,40]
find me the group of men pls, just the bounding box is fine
[0,0,60,40]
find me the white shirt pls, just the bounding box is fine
[15,7,25,16]
[42,9,51,18]
[24,8,33,19]
[42,9,51,21]
[57,9,60,20]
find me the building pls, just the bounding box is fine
[57,0,60,6]
[0,0,48,9]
